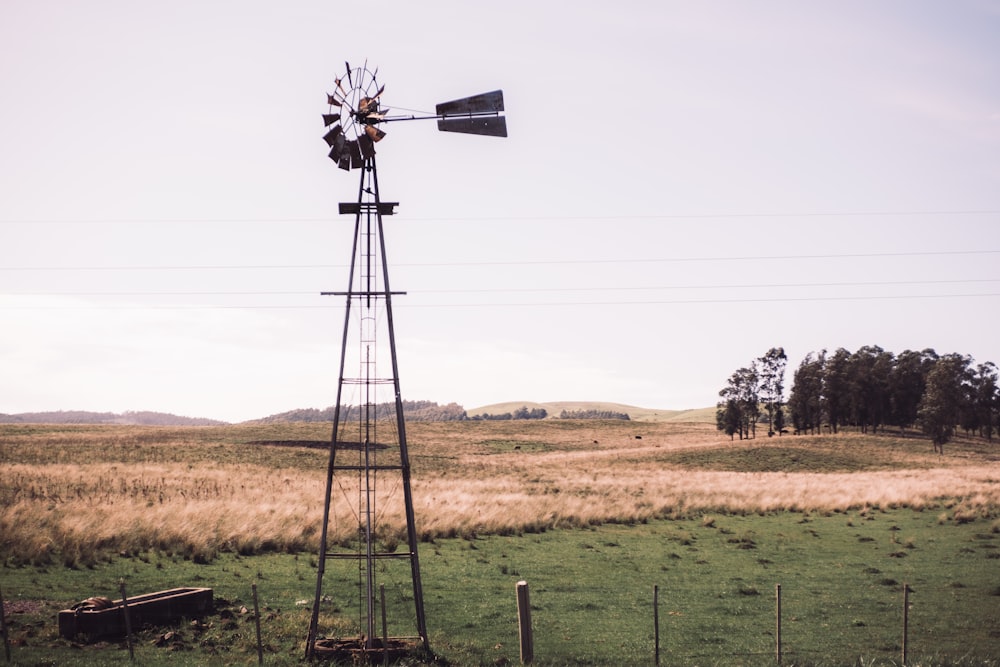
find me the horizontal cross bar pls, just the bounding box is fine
[339,202,398,215]
[320,291,407,296]
[324,551,415,560]
[339,378,397,385]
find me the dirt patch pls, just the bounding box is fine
[3,599,46,615]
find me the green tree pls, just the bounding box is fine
[847,345,893,433]
[758,347,788,436]
[823,348,852,434]
[716,392,741,441]
[966,362,998,440]
[889,348,937,430]
[789,351,825,434]
[917,353,972,453]
[736,364,760,439]
[716,364,759,440]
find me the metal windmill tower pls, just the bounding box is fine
[306,61,506,662]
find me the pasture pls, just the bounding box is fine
[1,420,999,665]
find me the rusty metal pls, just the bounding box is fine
[322,124,342,147]
[348,139,363,169]
[358,132,376,159]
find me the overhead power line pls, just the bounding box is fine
[4,277,1000,298]
[402,292,1000,308]
[0,209,997,225]
[2,249,999,272]
[2,292,998,310]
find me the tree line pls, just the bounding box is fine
[558,409,630,420]
[470,406,549,421]
[256,400,468,423]
[717,346,999,450]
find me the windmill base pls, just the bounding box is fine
[311,636,422,663]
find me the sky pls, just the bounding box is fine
[2,1,999,423]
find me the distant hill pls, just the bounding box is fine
[0,402,716,426]
[250,400,468,424]
[253,401,716,424]
[0,410,227,426]
[467,401,716,423]
[253,400,713,424]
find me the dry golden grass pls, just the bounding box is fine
[2,420,998,565]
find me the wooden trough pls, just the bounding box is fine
[58,587,213,640]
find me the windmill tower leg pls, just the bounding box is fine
[306,156,428,660]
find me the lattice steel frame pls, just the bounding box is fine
[305,154,427,658]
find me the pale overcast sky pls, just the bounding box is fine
[2,1,999,422]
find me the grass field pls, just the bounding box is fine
[2,420,999,665]
[465,401,716,422]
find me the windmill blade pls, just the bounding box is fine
[322,114,340,127]
[322,124,343,146]
[326,93,342,107]
[327,131,347,162]
[435,90,504,116]
[365,125,386,142]
[437,115,507,137]
[345,61,353,87]
[358,133,376,159]
[348,140,363,169]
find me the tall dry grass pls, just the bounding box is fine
[1,421,998,565]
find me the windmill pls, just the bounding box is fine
[306,61,506,662]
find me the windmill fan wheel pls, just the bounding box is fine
[322,61,386,170]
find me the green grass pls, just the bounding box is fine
[658,431,958,473]
[3,420,997,664]
[662,445,921,473]
[3,510,999,666]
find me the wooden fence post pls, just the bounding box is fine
[775,583,782,665]
[380,584,389,667]
[252,583,263,666]
[902,583,910,666]
[0,584,11,662]
[516,580,533,664]
[653,585,660,666]
[119,580,134,662]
